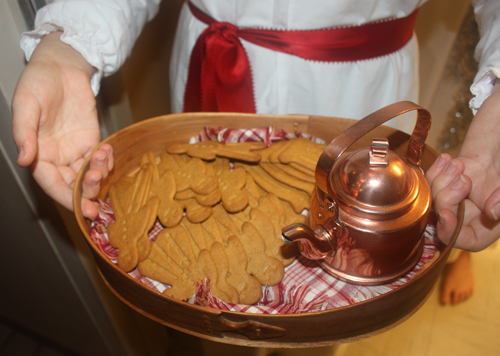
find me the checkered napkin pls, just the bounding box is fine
[89,127,440,314]
[192,126,325,145]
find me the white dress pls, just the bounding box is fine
[21,0,500,134]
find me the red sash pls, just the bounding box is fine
[183,2,418,113]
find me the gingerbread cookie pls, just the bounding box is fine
[243,174,264,208]
[175,163,223,207]
[252,196,297,267]
[212,158,249,213]
[177,198,212,224]
[141,151,184,228]
[238,222,284,286]
[107,163,159,272]
[167,140,266,162]
[277,137,326,172]
[137,227,231,303]
[267,140,293,163]
[200,215,226,246]
[274,162,316,183]
[259,162,315,195]
[220,237,263,305]
[209,242,240,304]
[179,217,209,254]
[211,204,242,239]
[158,151,219,195]
[241,163,310,214]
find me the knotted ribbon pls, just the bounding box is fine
[183,2,419,113]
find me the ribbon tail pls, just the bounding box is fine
[212,38,256,113]
[183,33,205,112]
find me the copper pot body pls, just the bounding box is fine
[282,101,433,285]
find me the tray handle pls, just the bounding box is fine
[207,315,286,340]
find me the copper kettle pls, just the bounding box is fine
[282,102,433,285]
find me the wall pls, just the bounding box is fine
[0,1,170,354]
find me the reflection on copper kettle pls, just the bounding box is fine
[282,101,433,285]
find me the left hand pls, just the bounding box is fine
[426,80,500,251]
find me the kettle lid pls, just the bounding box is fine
[329,138,420,216]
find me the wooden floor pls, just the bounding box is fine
[343,241,500,356]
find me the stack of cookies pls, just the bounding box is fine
[106,137,326,305]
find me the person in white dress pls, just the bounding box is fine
[11,0,498,314]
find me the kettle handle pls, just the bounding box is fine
[315,101,431,194]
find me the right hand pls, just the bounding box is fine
[12,31,113,219]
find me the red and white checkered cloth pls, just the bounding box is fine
[89,127,440,314]
[192,126,324,146]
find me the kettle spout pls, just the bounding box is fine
[282,223,336,260]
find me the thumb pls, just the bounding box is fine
[11,92,41,167]
[484,186,500,222]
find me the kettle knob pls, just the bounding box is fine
[369,138,389,166]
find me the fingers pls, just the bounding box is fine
[31,160,75,212]
[434,174,472,245]
[438,195,500,251]
[427,156,472,246]
[90,148,109,179]
[80,145,114,219]
[436,204,478,247]
[82,168,103,201]
[434,173,471,214]
[425,153,452,186]
[78,167,100,219]
[429,158,467,199]
[429,155,500,251]
[437,196,476,248]
[99,144,114,171]
[483,186,500,221]
[429,157,470,218]
[82,197,99,220]
[436,209,459,246]
[454,205,500,252]
[11,91,41,168]
[28,145,113,220]
[82,147,112,197]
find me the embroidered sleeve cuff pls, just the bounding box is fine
[19,1,160,96]
[20,23,104,96]
[470,65,500,115]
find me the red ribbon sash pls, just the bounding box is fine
[183,2,418,113]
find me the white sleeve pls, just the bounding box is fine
[470,0,500,113]
[20,0,162,95]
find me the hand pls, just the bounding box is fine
[426,80,500,251]
[12,32,113,219]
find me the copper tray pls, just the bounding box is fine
[73,113,463,348]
